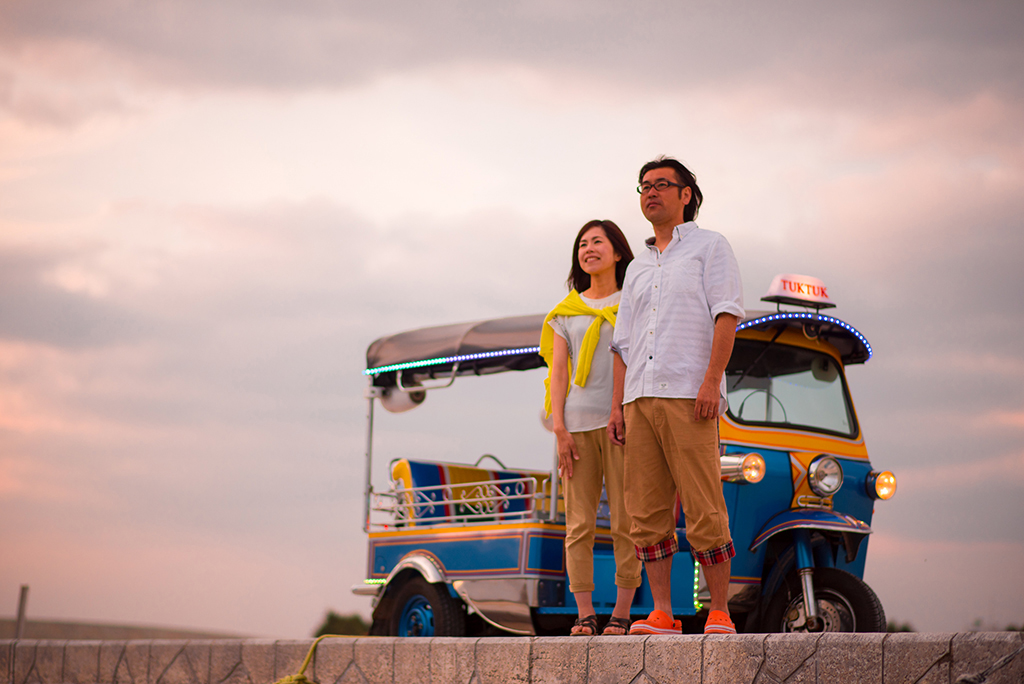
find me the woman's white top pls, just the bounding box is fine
[549,291,621,432]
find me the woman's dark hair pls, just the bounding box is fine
[638,156,703,222]
[567,219,634,293]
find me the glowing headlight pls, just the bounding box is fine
[866,470,897,500]
[721,453,766,483]
[808,456,844,496]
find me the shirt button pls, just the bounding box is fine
[649,355,653,360]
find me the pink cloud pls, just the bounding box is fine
[849,91,1024,157]
[0,457,89,504]
[865,531,1024,630]
[895,450,1024,492]
[0,521,359,636]
[974,410,1024,429]
[0,37,147,128]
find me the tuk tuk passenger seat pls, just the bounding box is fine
[390,458,552,524]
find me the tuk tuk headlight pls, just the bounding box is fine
[721,453,766,483]
[808,456,843,496]
[866,470,897,500]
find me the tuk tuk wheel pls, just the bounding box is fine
[388,576,467,637]
[762,567,886,633]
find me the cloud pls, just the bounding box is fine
[0,46,141,128]
[0,195,567,634]
[974,410,1024,429]
[869,452,1024,546]
[0,516,358,635]
[0,246,144,348]
[3,1,1023,129]
[1,1,1023,635]
[0,196,566,505]
[0,455,89,503]
[865,532,1024,631]
[899,352,1024,378]
[896,450,1024,492]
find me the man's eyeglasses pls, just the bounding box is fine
[637,180,685,195]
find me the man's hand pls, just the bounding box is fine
[694,379,720,421]
[609,352,627,445]
[608,407,626,446]
[556,428,580,478]
[695,312,738,421]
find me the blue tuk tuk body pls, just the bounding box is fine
[354,280,895,635]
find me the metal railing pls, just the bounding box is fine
[371,476,546,527]
[369,475,614,530]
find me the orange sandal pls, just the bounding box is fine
[628,610,682,635]
[704,609,736,634]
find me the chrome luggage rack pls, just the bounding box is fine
[369,474,612,530]
[371,476,547,527]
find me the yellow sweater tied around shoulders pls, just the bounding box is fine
[540,290,618,418]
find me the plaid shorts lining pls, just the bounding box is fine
[636,535,678,562]
[692,541,736,566]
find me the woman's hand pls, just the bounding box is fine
[550,331,578,477]
[556,427,580,478]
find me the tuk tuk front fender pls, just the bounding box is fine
[750,509,871,553]
[753,512,871,615]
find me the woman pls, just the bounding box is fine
[540,219,639,636]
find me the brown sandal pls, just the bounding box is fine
[571,614,598,636]
[602,616,631,635]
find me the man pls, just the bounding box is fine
[608,156,744,635]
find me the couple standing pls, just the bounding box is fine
[540,156,744,636]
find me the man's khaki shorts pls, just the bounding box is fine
[623,397,735,566]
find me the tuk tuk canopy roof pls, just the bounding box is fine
[365,314,546,388]
[738,310,872,365]
[365,310,871,387]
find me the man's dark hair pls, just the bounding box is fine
[567,219,634,293]
[638,156,703,222]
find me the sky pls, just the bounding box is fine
[1,0,1022,637]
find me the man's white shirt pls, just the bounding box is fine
[611,222,744,410]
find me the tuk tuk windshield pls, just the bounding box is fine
[726,339,857,437]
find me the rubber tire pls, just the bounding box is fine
[387,576,466,637]
[761,567,886,633]
[368,618,389,636]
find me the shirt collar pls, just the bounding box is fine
[645,221,698,249]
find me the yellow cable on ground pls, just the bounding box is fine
[273,634,365,684]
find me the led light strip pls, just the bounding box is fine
[693,562,702,612]
[364,346,542,376]
[737,312,872,360]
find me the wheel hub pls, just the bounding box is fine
[398,594,435,637]
[782,589,856,632]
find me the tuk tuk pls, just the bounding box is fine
[352,274,897,635]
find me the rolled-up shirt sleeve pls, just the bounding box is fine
[705,235,745,320]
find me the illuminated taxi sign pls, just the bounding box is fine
[761,273,836,310]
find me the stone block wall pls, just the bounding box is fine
[3,632,1023,684]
